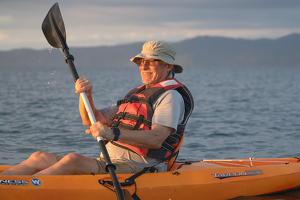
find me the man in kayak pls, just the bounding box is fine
[0,41,193,175]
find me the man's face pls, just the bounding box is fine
[138,59,173,88]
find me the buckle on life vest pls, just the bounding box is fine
[117,112,126,120]
[126,95,134,102]
[133,115,144,130]
[110,120,121,128]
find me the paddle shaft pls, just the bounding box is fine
[63,47,124,200]
[44,6,126,200]
[63,48,115,168]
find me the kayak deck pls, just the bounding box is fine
[1,157,300,200]
[202,157,299,167]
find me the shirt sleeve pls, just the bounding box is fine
[99,104,118,123]
[151,90,185,131]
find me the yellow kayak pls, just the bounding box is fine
[1,157,300,200]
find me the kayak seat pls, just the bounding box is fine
[167,134,185,171]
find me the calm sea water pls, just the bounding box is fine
[1,62,300,199]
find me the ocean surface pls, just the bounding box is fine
[1,61,300,199]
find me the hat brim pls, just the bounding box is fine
[130,53,183,74]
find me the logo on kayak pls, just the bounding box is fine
[212,169,263,180]
[0,179,28,186]
[31,178,42,186]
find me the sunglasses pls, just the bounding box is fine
[136,59,165,66]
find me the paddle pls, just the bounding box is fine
[42,3,129,200]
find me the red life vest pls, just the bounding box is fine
[109,78,194,161]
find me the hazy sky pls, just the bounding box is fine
[0,0,300,51]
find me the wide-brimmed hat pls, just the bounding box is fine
[130,41,183,73]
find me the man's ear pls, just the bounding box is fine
[167,64,174,72]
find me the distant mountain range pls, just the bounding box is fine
[1,33,300,68]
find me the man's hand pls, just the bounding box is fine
[87,122,114,140]
[75,77,93,96]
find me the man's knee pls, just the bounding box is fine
[60,153,82,165]
[29,151,54,162]
[58,153,99,175]
[27,151,57,170]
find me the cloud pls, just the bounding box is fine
[0,0,300,50]
[0,15,12,23]
[0,31,8,40]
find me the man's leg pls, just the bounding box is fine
[34,153,100,175]
[0,151,57,175]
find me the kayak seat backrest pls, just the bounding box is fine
[167,133,185,171]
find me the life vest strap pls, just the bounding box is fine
[162,141,175,153]
[113,112,152,128]
[110,121,144,130]
[168,132,182,142]
[133,115,145,130]
[117,96,152,107]
[161,132,183,153]
[177,124,185,134]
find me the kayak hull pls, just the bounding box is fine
[1,157,300,200]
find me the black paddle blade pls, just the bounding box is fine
[42,2,66,48]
